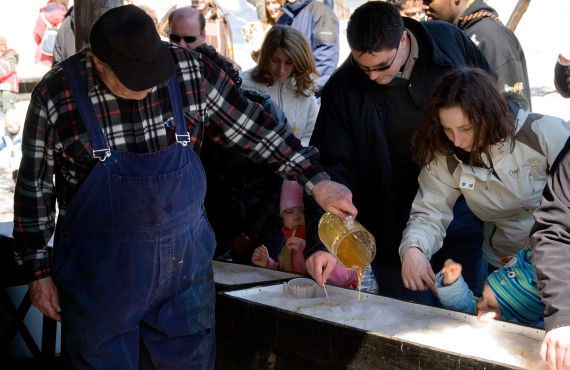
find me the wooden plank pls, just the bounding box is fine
[507,0,531,32]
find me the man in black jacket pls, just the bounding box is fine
[423,0,531,107]
[304,1,494,303]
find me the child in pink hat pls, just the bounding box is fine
[251,180,358,288]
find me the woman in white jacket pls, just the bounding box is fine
[399,67,570,294]
[241,25,318,146]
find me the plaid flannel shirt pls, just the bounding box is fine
[13,45,328,281]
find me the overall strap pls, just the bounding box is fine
[167,73,191,146]
[62,55,111,161]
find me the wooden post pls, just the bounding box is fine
[506,0,531,32]
[74,0,123,52]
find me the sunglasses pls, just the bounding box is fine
[169,33,199,43]
[351,44,400,74]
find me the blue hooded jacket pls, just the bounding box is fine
[277,0,339,93]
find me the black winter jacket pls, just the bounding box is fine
[305,18,494,267]
[458,0,531,107]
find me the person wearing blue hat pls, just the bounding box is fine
[12,4,357,368]
[435,248,545,327]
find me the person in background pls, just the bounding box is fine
[191,0,234,60]
[33,0,68,66]
[436,248,544,327]
[387,0,425,21]
[241,25,318,146]
[52,6,74,66]
[0,35,19,115]
[252,180,358,288]
[401,67,569,291]
[242,0,285,62]
[1,101,27,182]
[423,0,531,108]
[554,49,570,98]
[14,5,355,368]
[303,1,494,303]
[168,7,206,51]
[277,0,339,96]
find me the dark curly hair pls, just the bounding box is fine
[412,67,515,168]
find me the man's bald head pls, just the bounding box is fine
[168,7,206,51]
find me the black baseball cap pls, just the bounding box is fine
[89,5,176,91]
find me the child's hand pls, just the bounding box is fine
[251,245,269,267]
[441,259,462,286]
[477,310,498,324]
[286,237,304,251]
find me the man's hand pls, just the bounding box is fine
[311,180,357,220]
[306,250,337,288]
[28,277,61,322]
[401,247,436,294]
[540,326,570,370]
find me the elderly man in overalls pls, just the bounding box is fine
[13,5,355,368]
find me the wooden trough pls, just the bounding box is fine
[215,279,545,370]
[213,260,301,292]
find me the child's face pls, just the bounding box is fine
[282,207,305,230]
[5,119,20,135]
[476,283,502,323]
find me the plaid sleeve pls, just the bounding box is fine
[198,57,330,194]
[13,82,58,281]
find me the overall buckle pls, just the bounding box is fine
[176,132,191,147]
[93,148,111,161]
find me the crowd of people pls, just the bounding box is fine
[3,0,570,369]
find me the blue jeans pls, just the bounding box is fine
[429,197,486,297]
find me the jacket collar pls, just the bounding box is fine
[412,18,468,68]
[280,0,312,19]
[458,0,499,28]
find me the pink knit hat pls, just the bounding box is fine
[280,180,304,214]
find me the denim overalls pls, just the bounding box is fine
[55,56,216,369]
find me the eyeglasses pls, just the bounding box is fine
[352,45,400,74]
[169,33,199,43]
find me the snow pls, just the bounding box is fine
[228,282,547,369]
[213,260,300,286]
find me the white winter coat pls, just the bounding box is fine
[399,107,570,268]
[241,70,318,146]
